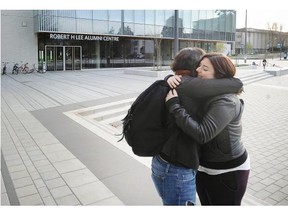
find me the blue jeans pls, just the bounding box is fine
[151,155,197,205]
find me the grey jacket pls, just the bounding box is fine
[166,93,247,169]
[160,76,244,169]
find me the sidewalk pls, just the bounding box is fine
[1,63,288,206]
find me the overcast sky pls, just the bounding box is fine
[2,1,287,31]
[236,10,288,31]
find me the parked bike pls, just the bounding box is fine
[19,62,30,74]
[12,62,33,74]
[12,63,19,74]
[29,64,46,74]
[2,62,8,75]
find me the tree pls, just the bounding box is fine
[153,38,162,70]
[246,43,253,55]
[278,25,286,59]
[267,22,279,53]
[215,43,225,53]
[161,15,183,38]
[118,25,134,36]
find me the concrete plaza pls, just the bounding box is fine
[1,59,288,207]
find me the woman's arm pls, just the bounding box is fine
[170,76,243,98]
[166,89,236,144]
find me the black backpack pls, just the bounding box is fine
[118,80,171,156]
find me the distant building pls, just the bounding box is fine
[1,10,236,72]
[236,27,288,55]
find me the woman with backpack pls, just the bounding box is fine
[151,48,244,205]
[165,53,250,205]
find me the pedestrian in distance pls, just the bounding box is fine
[151,48,244,205]
[262,58,267,70]
[165,53,250,205]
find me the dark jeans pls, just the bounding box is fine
[196,169,250,205]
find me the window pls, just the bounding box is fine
[57,10,75,18]
[109,10,121,22]
[124,10,134,22]
[76,10,92,19]
[77,19,92,33]
[181,10,191,29]
[135,10,144,24]
[145,10,155,25]
[155,10,165,25]
[93,10,108,20]
[93,20,108,34]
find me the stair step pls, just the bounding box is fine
[78,98,134,116]
[87,105,131,121]
[243,74,274,85]
[238,72,270,80]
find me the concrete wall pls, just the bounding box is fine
[1,10,38,72]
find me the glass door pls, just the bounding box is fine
[56,47,64,71]
[65,46,82,71]
[74,47,81,70]
[45,46,82,71]
[45,46,63,71]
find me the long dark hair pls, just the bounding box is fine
[171,47,205,76]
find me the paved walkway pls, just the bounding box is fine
[1,59,288,207]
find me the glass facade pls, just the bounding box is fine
[34,10,236,71]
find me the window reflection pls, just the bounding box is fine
[58,17,76,32]
[124,10,134,22]
[145,10,155,25]
[123,23,134,36]
[37,9,235,42]
[145,25,155,36]
[181,10,191,29]
[109,10,121,21]
[135,10,144,24]
[77,19,92,33]
[36,9,236,70]
[155,10,165,26]
[165,10,174,22]
[57,10,75,18]
[134,24,144,36]
[76,10,92,19]
[108,21,121,35]
[93,10,108,20]
[93,20,108,34]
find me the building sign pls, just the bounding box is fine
[49,33,119,41]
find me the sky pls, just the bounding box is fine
[1,0,287,32]
[236,10,288,31]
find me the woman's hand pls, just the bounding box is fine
[167,75,182,89]
[166,89,178,102]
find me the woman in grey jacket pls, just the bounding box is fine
[151,48,244,206]
[166,53,250,205]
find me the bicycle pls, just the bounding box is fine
[19,62,30,74]
[12,63,19,74]
[29,64,46,74]
[2,62,8,75]
[14,62,31,74]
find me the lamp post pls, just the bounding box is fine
[244,9,247,63]
[174,10,179,58]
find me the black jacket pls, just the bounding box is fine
[161,76,243,169]
[166,93,247,169]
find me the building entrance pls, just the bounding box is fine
[45,45,82,71]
